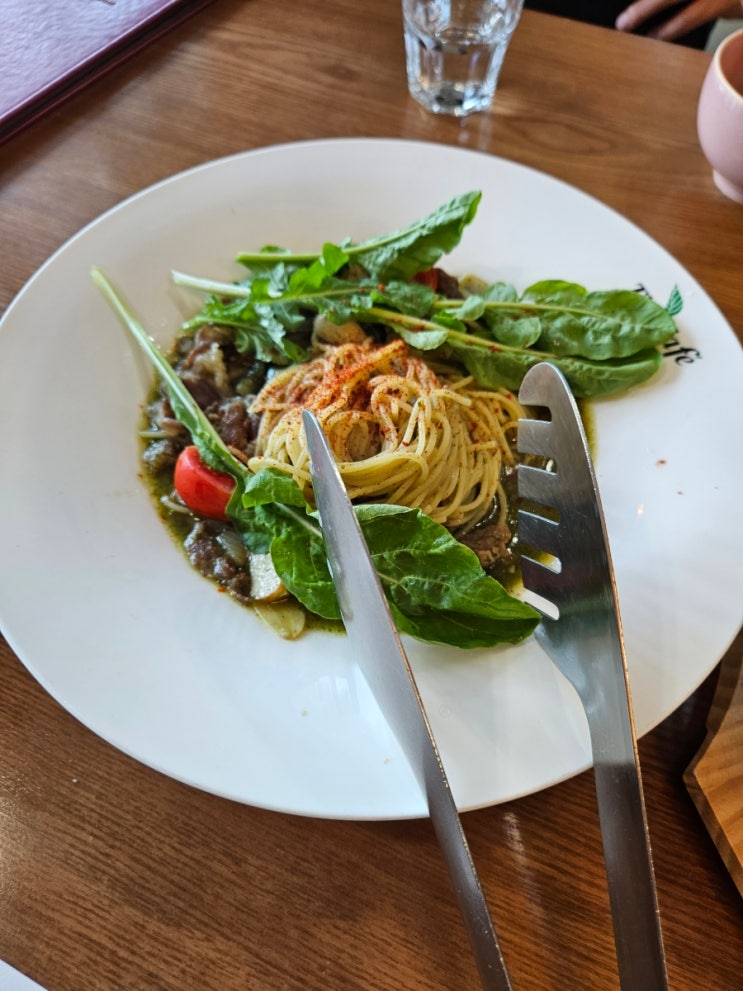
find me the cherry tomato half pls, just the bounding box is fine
[173,445,236,521]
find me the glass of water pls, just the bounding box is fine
[403,0,523,116]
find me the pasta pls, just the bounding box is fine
[248,335,526,529]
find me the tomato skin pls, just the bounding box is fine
[412,268,439,291]
[173,445,236,521]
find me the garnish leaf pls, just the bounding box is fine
[345,191,482,281]
[91,268,246,478]
[354,505,539,648]
[231,472,539,646]
[175,194,680,398]
[445,330,664,398]
[235,191,482,282]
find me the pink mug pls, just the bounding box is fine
[697,27,743,204]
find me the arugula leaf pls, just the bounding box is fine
[235,191,482,282]
[520,281,677,358]
[443,328,664,398]
[175,191,679,398]
[174,244,352,364]
[173,269,675,397]
[346,191,482,281]
[91,268,247,478]
[436,280,677,360]
[174,269,452,353]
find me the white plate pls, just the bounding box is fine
[1,139,741,820]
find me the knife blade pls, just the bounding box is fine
[302,410,512,991]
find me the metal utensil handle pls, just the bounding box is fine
[593,761,668,991]
[517,363,668,991]
[587,638,667,991]
[303,410,512,991]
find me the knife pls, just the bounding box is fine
[302,410,513,991]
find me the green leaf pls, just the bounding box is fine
[230,474,539,646]
[178,195,679,400]
[348,191,482,281]
[240,467,311,508]
[446,331,663,398]
[229,469,320,556]
[520,281,677,359]
[270,524,341,619]
[91,268,247,478]
[369,279,436,316]
[355,505,539,648]
[665,284,683,317]
[235,191,482,282]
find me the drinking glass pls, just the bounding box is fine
[402,0,524,116]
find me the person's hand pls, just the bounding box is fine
[615,0,742,41]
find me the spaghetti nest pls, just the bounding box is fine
[248,337,525,529]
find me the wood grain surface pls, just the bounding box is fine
[1,3,742,989]
[685,649,743,897]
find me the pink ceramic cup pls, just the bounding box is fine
[697,27,743,204]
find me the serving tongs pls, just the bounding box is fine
[305,361,669,990]
[517,362,668,990]
[303,410,513,991]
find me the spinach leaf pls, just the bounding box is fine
[355,505,539,648]
[231,472,539,646]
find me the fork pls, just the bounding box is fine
[516,362,668,991]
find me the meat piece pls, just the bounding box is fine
[184,520,222,574]
[183,520,256,606]
[224,571,253,605]
[434,268,463,299]
[459,523,512,569]
[175,327,269,410]
[144,396,189,439]
[179,325,232,367]
[212,555,238,582]
[142,438,182,473]
[231,358,268,396]
[179,371,222,409]
[205,396,260,454]
[184,519,242,580]
[179,341,231,408]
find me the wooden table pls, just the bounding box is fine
[1,3,741,988]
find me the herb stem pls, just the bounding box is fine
[275,502,323,539]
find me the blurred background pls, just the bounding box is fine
[708,15,743,48]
